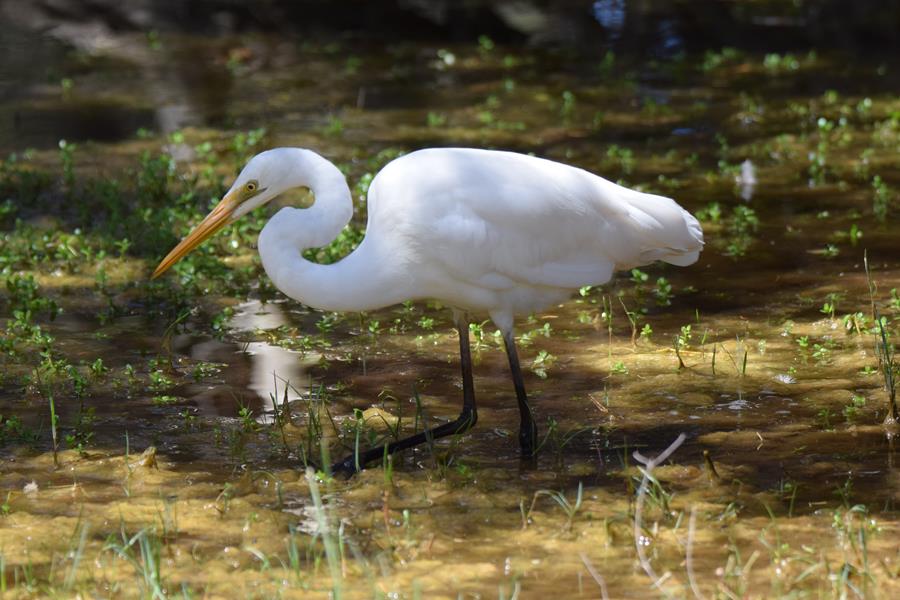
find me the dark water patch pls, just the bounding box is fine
[1,101,157,148]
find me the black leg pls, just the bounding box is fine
[331,313,477,474]
[502,330,538,456]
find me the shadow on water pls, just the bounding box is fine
[4,102,157,148]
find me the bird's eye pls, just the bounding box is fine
[246,181,257,192]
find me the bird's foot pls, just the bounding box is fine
[329,454,362,477]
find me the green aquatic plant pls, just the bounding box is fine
[673,335,686,370]
[842,394,867,422]
[237,402,258,433]
[730,205,759,235]
[811,342,831,363]
[873,315,897,423]
[673,323,694,369]
[425,112,447,128]
[105,526,167,599]
[820,294,840,320]
[61,520,90,591]
[724,205,760,257]
[841,311,871,335]
[695,201,722,223]
[605,145,634,176]
[58,139,77,196]
[344,55,362,75]
[323,115,345,137]
[59,77,74,98]
[596,49,616,76]
[4,274,60,321]
[0,415,39,447]
[477,34,495,54]
[530,349,556,379]
[417,315,434,331]
[303,224,365,265]
[701,47,743,72]
[864,254,898,423]
[315,312,339,336]
[617,296,640,344]
[294,385,331,468]
[653,277,673,306]
[27,351,72,465]
[467,320,490,351]
[517,321,552,347]
[641,96,671,118]
[816,407,836,430]
[854,148,874,178]
[763,52,804,73]
[148,368,174,392]
[65,373,96,455]
[531,482,584,532]
[871,175,893,222]
[848,223,863,246]
[560,90,576,122]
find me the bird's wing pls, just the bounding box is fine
[368,148,702,292]
[421,198,617,290]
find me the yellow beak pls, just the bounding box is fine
[151,192,240,279]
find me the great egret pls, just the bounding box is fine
[153,147,704,473]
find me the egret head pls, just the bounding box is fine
[151,150,287,279]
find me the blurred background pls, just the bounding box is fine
[2,0,899,152]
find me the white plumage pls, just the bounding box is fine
[153,146,703,472]
[255,148,702,323]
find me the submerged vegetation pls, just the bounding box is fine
[1,12,900,598]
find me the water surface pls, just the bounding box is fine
[1,6,899,597]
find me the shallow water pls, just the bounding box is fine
[1,5,900,598]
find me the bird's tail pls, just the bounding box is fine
[617,189,705,268]
[659,208,704,266]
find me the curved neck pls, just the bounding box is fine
[282,148,353,247]
[257,149,409,312]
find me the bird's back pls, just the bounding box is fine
[364,148,703,313]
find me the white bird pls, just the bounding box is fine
[153,147,704,473]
